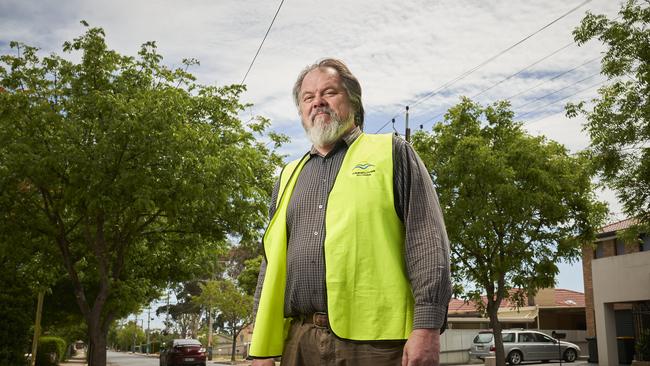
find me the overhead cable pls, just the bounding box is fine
[523,83,606,125]
[504,55,601,101]
[374,0,592,133]
[516,78,608,120]
[240,0,286,85]
[471,42,575,99]
[417,42,578,126]
[514,71,601,112]
[406,0,592,109]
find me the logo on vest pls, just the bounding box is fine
[352,162,376,176]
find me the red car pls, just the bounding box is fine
[159,339,206,366]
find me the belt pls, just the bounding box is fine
[300,312,330,328]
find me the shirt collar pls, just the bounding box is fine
[309,126,362,156]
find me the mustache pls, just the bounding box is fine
[310,107,335,122]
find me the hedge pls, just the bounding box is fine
[35,336,66,366]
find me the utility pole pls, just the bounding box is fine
[405,106,411,142]
[29,291,45,366]
[132,315,137,353]
[207,308,214,361]
[166,286,171,329]
[146,308,151,355]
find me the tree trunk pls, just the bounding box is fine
[191,314,199,338]
[488,305,505,366]
[230,328,237,362]
[87,321,108,366]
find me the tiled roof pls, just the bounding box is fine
[599,218,638,234]
[552,288,585,307]
[448,288,585,314]
[448,298,479,313]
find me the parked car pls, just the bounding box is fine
[468,329,580,365]
[159,339,206,366]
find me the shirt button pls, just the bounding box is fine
[314,231,318,236]
[318,205,323,209]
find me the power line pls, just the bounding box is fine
[493,77,612,127]
[515,71,601,112]
[504,56,601,101]
[417,60,604,130]
[375,118,396,134]
[472,42,575,99]
[416,42,578,126]
[240,0,286,85]
[517,78,608,120]
[374,0,591,133]
[523,88,600,126]
[406,0,591,109]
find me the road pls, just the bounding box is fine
[458,362,590,366]
[107,351,237,366]
[106,351,591,366]
[107,351,159,366]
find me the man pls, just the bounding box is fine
[250,58,451,366]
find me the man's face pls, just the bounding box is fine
[298,67,354,146]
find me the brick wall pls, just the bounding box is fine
[583,238,618,337]
[582,244,596,337]
[602,238,616,257]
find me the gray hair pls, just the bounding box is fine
[292,58,365,130]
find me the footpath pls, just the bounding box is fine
[59,350,86,366]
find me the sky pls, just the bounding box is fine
[1,0,629,328]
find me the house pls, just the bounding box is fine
[440,288,587,364]
[582,218,650,364]
[447,288,586,331]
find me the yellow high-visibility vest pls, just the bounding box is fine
[250,133,413,357]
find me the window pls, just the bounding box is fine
[473,333,493,344]
[518,333,536,343]
[594,242,605,258]
[534,333,554,343]
[641,234,650,252]
[502,333,515,343]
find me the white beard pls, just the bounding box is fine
[303,108,354,148]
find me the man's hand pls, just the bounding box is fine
[251,358,275,366]
[401,328,441,366]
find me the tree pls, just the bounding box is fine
[412,98,606,366]
[0,250,34,366]
[193,279,253,361]
[39,279,88,352]
[0,23,284,366]
[113,321,145,352]
[237,255,263,296]
[567,0,650,225]
[157,283,203,339]
[0,226,62,366]
[212,280,253,362]
[192,281,220,357]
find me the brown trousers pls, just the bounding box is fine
[280,319,406,366]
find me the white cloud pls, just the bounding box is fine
[2,0,629,299]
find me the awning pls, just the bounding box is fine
[448,306,539,324]
[497,306,538,323]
